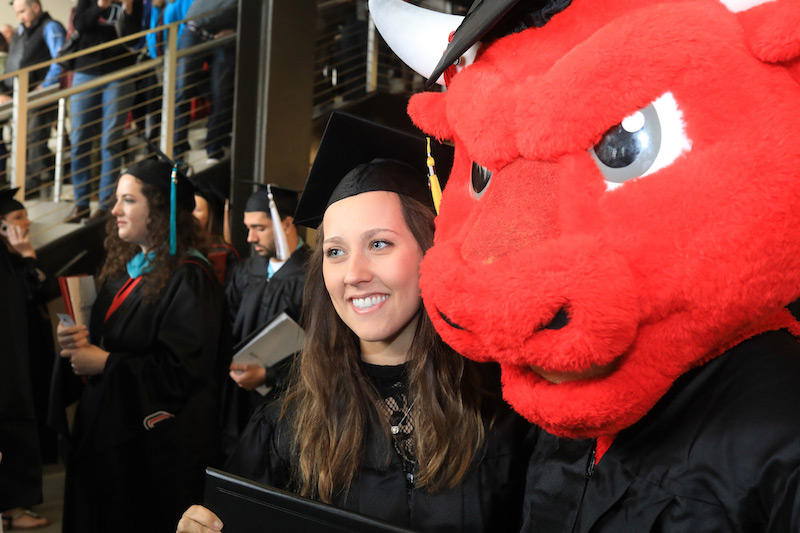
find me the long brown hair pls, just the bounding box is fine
[98,179,209,303]
[284,194,488,502]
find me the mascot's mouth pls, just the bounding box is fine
[439,310,467,330]
[438,307,571,332]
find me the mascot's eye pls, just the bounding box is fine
[590,92,691,191]
[471,162,492,197]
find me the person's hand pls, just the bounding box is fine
[121,0,135,14]
[58,323,109,376]
[0,94,11,104]
[229,363,267,391]
[214,29,234,39]
[57,323,89,350]
[152,0,165,8]
[97,0,113,9]
[176,505,223,532]
[66,344,110,376]
[4,222,35,258]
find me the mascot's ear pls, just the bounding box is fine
[722,0,800,69]
[408,92,453,140]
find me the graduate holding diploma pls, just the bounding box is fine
[178,113,532,532]
[57,159,227,533]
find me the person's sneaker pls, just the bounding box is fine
[205,157,220,167]
[64,204,90,224]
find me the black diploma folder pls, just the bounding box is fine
[204,468,416,532]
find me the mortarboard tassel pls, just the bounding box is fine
[267,184,291,261]
[426,137,443,214]
[169,164,178,255]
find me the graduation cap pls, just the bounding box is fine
[125,159,195,212]
[242,183,300,262]
[427,0,520,87]
[369,0,569,88]
[427,0,573,87]
[244,183,300,218]
[293,112,454,229]
[126,137,195,254]
[193,174,227,223]
[0,187,24,216]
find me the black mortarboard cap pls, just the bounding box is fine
[0,187,24,216]
[244,183,299,218]
[124,159,195,211]
[427,0,520,88]
[294,111,454,228]
[426,0,571,88]
[193,174,226,221]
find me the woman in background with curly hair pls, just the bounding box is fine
[57,159,228,533]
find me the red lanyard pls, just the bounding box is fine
[104,276,143,323]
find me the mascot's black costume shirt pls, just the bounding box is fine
[522,329,800,532]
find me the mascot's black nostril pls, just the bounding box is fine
[439,310,467,331]
[542,308,570,330]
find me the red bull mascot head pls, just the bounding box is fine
[370,0,800,453]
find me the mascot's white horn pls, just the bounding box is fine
[719,0,777,12]
[369,0,475,86]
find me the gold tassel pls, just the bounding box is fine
[426,137,442,215]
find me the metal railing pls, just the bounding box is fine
[0,0,450,244]
[312,0,439,119]
[0,12,235,241]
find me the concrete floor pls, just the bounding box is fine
[27,463,64,533]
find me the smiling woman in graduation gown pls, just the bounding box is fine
[178,113,532,533]
[57,160,227,533]
[225,364,531,532]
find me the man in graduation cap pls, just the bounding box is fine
[221,184,310,457]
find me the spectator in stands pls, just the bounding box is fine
[0,0,66,199]
[173,0,236,167]
[65,0,143,223]
[132,0,191,142]
[145,0,192,60]
[0,26,14,49]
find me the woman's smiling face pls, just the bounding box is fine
[322,191,424,359]
[112,174,151,250]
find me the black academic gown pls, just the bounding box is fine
[61,260,226,533]
[220,245,310,456]
[521,329,800,532]
[208,239,240,286]
[224,383,532,532]
[0,247,42,510]
[9,254,58,464]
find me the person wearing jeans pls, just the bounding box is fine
[65,0,142,223]
[69,74,135,219]
[172,0,237,165]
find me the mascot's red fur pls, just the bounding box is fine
[373,0,800,529]
[410,0,800,447]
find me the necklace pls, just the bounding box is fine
[390,396,417,435]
